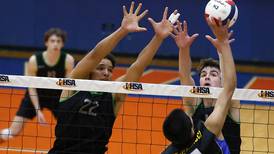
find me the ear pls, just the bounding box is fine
[45,41,48,47]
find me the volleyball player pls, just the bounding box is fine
[170,18,241,154]
[162,18,237,154]
[48,2,175,154]
[0,28,75,142]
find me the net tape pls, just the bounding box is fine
[0,74,273,102]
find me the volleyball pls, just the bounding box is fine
[205,0,238,27]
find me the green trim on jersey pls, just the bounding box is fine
[59,91,79,103]
[89,91,104,95]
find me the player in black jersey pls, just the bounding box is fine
[48,2,177,154]
[162,18,237,154]
[170,15,241,154]
[0,28,75,142]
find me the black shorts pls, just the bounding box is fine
[16,92,59,119]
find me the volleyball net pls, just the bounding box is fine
[0,74,274,153]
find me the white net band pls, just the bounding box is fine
[0,74,273,102]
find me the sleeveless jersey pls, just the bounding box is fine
[48,91,115,154]
[34,52,66,99]
[192,103,241,154]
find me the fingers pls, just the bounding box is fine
[229,38,235,43]
[162,7,168,20]
[217,17,222,27]
[205,35,215,45]
[173,9,178,15]
[123,5,128,15]
[134,3,142,15]
[136,27,148,32]
[191,33,199,39]
[225,19,231,28]
[173,26,179,35]
[211,17,218,27]
[138,9,148,20]
[148,17,156,26]
[228,30,234,39]
[182,20,187,33]
[129,1,135,14]
[205,17,213,28]
[189,33,199,44]
[170,33,176,39]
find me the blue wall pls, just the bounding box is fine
[0,0,274,62]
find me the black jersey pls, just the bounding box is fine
[16,52,67,119]
[35,52,66,99]
[162,121,223,154]
[48,91,116,154]
[192,103,241,154]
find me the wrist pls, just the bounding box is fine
[217,41,231,52]
[117,27,129,37]
[154,35,165,42]
[179,46,190,51]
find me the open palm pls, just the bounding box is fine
[121,2,148,33]
[172,20,199,49]
[148,7,174,40]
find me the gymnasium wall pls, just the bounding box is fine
[0,0,274,63]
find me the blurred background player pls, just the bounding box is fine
[0,28,75,142]
[48,2,176,154]
[171,19,241,153]
[162,17,237,154]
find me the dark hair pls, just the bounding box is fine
[104,54,116,68]
[44,28,67,43]
[198,58,220,76]
[163,108,193,149]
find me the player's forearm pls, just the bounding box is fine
[125,35,163,81]
[178,48,194,85]
[91,27,128,59]
[70,28,128,79]
[183,97,196,116]
[28,88,40,110]
[218,43,236,92]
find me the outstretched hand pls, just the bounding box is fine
[205,17,235,51]
[148,7,174,40]
[171,20,199,49]
[121,1,148,33]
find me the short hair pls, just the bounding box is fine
[104,54,116,68]
[198,58,220,76]
[163,108,193,149]
[44,28,67,43]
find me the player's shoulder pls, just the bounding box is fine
[28,54,38,64]
[65,53,75,63]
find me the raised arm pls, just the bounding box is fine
[171,20,199,116]
[117,7,174,83]
[70,2,148,80]
[204,18,237,136]
[218,51,240,123]
[114,7,175,115]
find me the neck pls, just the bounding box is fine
[43,50,61,66]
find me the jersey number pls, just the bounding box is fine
[47,71,56,77]
[79,99,99,116]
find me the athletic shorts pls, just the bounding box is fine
[16,92,59,119]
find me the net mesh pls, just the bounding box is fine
[0,75,274,154]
